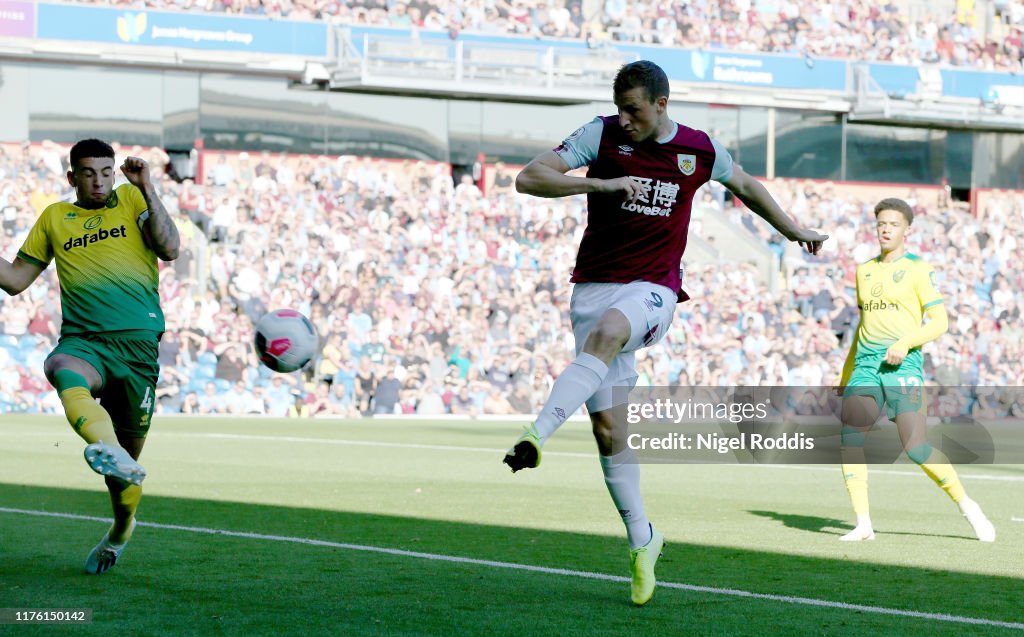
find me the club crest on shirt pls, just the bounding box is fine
[893,270,906,283]
[677,154,696,176]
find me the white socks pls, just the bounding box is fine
[533,353,609,443]
[534,353,650,549]
[601,449,651,549]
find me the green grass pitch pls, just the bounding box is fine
[1,415,1022,635]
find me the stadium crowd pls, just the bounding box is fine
[1,140,1023,419]
[63,0,1024,71]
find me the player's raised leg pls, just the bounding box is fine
[839,394,880,541]
[45,354,146,485]
[503,307,627,472]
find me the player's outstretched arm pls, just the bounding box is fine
[121,156,180,262]
[0,256,45,296]
[721,166,827,255]
[516,151,643,202]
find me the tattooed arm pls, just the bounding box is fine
[122,156,181,261]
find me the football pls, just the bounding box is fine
[253,309,318,373]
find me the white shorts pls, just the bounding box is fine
[569,280,676,414]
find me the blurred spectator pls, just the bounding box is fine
[374,366,403,414]
[287,392,312,417]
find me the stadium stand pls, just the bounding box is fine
[2,140,1022,416]
[56,0,1024,70]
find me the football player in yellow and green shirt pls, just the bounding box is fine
[0,138,180,572]
[837,197,994,542]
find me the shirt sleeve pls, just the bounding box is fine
[917,263,943,310]
[16,208,54,268]
[553,117,604,170]
[122,184,149,218]
[709,137,735,183]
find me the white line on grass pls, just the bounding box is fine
[163,432,599,458]
[1012,517,1024,523]
[1,506,1022,631]
[165,432,1024,482]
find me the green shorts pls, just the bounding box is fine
[844,349,925,421]
[48,330,161,437]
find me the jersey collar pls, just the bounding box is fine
[875,252,908,264]
[655,122,678,145]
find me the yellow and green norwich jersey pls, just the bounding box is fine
[852,252,942,360]
[18,184,164,336]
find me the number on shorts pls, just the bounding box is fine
[897,377,921,389]
[896,376,922,401]
[139,386,153,411]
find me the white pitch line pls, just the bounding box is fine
[161,432,599,458]
[163,432,1024,482]
[1012,517,1024,523]
[1,507,1022,631]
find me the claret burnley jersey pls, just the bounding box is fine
[555,116,735,302]
[18,184,164,336]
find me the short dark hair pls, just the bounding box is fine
[69,138,114,171]
[613,60,669,103]
[873,198,914,225]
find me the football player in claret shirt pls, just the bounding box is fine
[0,138,180,573]
[501,60,827,605]
[837,197,995,543]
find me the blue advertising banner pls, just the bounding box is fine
[36,3,328,57]
[348,27,849,92]
[866,63,920,97]
[350,26,1024,100]
[941,68,1024,100]
[632,47,849,92]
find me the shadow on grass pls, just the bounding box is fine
[747,510,850,535]
[748,509,980,541]
[1,483,1021,637]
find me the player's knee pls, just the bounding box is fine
[45,356,101,392]
[906,442,933,465]
[42,356,62,385]
[841,397,879,429]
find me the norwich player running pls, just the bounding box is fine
[838,198,994,542]
[0,139,180,572]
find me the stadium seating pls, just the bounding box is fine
[55,0,1024,71]
[1,140,1022,416]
